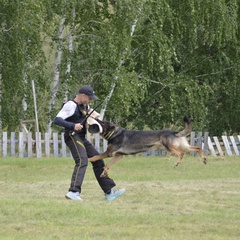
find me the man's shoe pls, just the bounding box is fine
[105,188,126,201]
[65,191,83,201]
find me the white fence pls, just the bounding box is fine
[0,131,239,158]
[0,132,107,158]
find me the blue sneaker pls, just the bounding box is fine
[65,191,83,201]
[105,188,126,201]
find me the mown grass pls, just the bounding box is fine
[0,155,240,240]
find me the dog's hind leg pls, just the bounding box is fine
[168,147,185,166]
[187,146,207,164]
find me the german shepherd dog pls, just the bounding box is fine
[88,116,207,177]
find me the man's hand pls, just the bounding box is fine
[74,123,83,131]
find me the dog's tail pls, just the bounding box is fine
[175,116,192,137]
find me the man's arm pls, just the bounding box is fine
[53,117,75,130]
[53,101,76,130]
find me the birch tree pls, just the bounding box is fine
[0,1,48,131]
[127,0,240,134]
[47,16,66,133]
[1,0,240,135]
[64,8,76,102]
[69,0,147,122]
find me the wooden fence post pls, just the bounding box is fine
[190,132,195,155]
[94,134,100,152]
[61,133,66,157]
[213,136,224,156]
[19,132,24,158]
[207,137,216,156]
[103,138,108,153]
[45,132,50,157]
[53,132,58,157]
[3,132,8,157]
[27,132,33,157]
[196,132,203,148]
[203,132,209,155]
[11,132,16,156]
[230,136,239,156]
[222,136,232,156]
[35,132,42,158]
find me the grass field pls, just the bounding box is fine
[0,155,240,240]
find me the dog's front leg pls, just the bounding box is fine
[88,151,110,162]
[89,145,113,162]
[101,153,123,177]
[100,167,109,178]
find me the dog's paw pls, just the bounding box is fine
[203,158,207,164]
[100,169,109,178]
[175,162,181,167]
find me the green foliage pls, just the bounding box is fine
[0,0,49,131]
[1,0,240,135]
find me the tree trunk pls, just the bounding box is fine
[47,16,66,133]
[64,9,75,102]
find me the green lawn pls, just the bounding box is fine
[0,155,240,240]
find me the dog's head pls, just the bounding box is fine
[88,118,118,139]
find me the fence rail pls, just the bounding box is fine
[0,132,239,158]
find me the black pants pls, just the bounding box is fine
[64,132,116,194]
